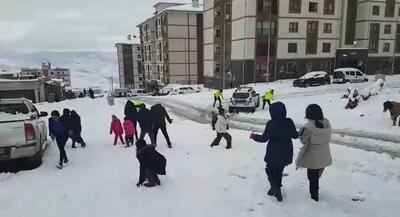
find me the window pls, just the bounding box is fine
[137,54,141,59]
[322,43,331,53]
[384,25,391,34]
[383,43,390,52]
[372,6,380,15]
[51,72,54,75]
[256,42,276,56]
[225,3,231,15]
[324,0,335,15]
[289,22,298,33]
[350,71,355,76]
[324,23,332,33]
[385,0,395,17]
[289,0,301,13]
[257,21,276,36]
[136,46,141,51]
[288,43,297,53]
[309,2,318,13]
[215,64,220,73]
[257,0,277,14]
[369,41,378,53]
[356,71,362,76]
[215,29,221,38]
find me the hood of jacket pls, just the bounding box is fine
[269,102,287,120]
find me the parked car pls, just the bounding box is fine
[113,88,130,97]
[229,87,260,113]
[170,86,197,95]
[130,89,148,97]
[0,98,48,165]
[93,88,105,98]
[293,71,331,87]
[333,68,368,83]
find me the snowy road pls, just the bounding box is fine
[1,98,400,217]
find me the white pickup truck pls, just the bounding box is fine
[0,98,48,165]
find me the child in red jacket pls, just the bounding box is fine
[110,115,125,145]
[123,117,136,147]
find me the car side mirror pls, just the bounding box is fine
[39,111,48,117]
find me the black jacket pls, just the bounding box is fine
[150,104,172,127]
[124,100,138,123]
[70,112,82,133]
[137,108,153,131]
[137,145,166,184]
[253,102,298,167]
[60,114,73,132]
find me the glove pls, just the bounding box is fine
[249,133,255,139]
[212,126,215,130]
[136,183,142,187]
[169,119,173,124]
[109,131,112,135]
[68,130,74,137]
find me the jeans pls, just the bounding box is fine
[56,136,68,164]
[153,126,171,146]
[213,96,222,107]
[211,132,232,148]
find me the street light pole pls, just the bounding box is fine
[392,13,399,75]
[266,0,272,83]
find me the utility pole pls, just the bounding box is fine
[392,13,399,75]
[266,0,272,83]
[243,0,247,85]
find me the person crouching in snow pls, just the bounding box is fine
[250,102,298,202]
[210,107,232,149]
[136,139,167,187]
[110,115,125,145]
[123,117,136,148]
[296,104,332,202]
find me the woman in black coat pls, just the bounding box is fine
[135,139,166,187]
[250,102,298,202]
[124,100,139,140]
[151,104,173,148]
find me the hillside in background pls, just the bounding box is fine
[0,50,118,89]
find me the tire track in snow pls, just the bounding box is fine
[140,97,400,158]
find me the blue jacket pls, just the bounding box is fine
[253,102,299,167]
[49,118,66,137]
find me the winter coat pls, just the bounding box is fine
[124,100,138,123]
[49,118,66,137]
[60,114,73,132]
[262,91,274,101]
[137,145,167,184]
[215,114,229,133]
[70,113,82,133]
[252,102,299,167]
[296,119,333,169]
[110,118,124,135]
[123,119,136,136]
[137,108,153,131]
[150,104,172,128]
[214,90,223,99]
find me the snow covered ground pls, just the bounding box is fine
[1,98,400,217]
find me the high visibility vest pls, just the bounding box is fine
[131,99,143,107]
[214,90,223,99]
[263,91,274,100]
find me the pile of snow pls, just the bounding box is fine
[300,71,327,79]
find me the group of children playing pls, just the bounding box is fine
[110,115,136,147]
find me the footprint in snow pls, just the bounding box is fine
[247,208,255,212]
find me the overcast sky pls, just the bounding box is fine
[0,0,191,51]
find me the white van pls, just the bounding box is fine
[333,68,368,83]
[130,89,148,97]
[170,86,197,95]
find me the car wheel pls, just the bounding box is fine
[304,82,310,88]
[251,107,256,113]
[229,108,233,113]
[325,80,330,85]
[363,78,368,83]
[345,79,350,83]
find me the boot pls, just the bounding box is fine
[311,194,319,202]
[274,186,283,202]
[167,143,172,148]
[154,175,161,185]
[210,143,218,148]
[226,145,231,149]
[144,182,156,187]
[267,187,274,196]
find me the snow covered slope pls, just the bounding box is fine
[0,50,118,89]
[1,98,400,217]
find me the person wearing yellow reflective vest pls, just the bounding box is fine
[213,89,224,107]
[133,99,144,108]
[262,89,274,110]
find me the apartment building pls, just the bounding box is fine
[204,0,400,89]
[137,0,204,90]
[20,63,72,86]
[115,43,143,89]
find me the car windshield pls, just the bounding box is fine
[233,92,249,99]
[0,103,29,114]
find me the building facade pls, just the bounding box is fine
[137,1,204,90]
[115,43,143,89]
[20,63,72,86]
[204,0,400,89]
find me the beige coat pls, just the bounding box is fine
[296,119,332,169]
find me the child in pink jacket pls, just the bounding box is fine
[110,115,125,145]
[123,117,136,147]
